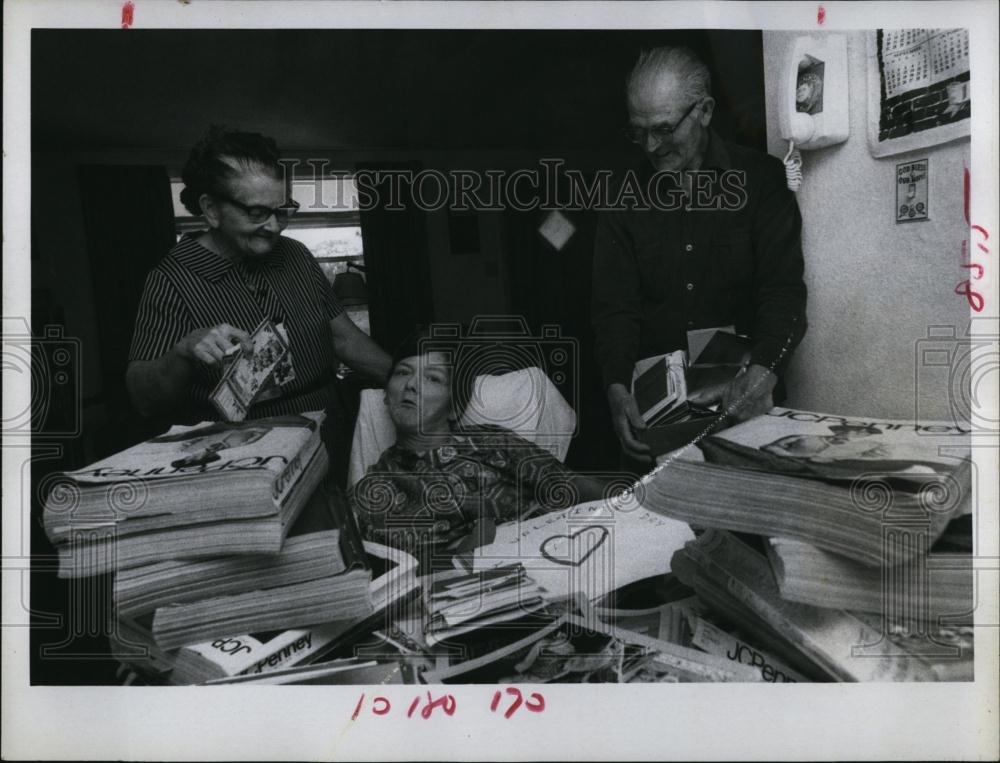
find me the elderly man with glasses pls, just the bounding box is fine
[591,46,808,467]
[126,126,390,425]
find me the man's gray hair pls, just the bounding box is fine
[627,46,711,103]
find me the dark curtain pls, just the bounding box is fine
[78,165,177,456]
[356,162,434,353]
[504,201,620,473]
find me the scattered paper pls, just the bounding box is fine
[468,498,695,602]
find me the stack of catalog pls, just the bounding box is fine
[765,523,973,618]
[639,406,975,681]
[761,509,974,681]
[43,412,329,577]
[112,538,418,685]
[640,407,973,567]
[144,539,373,650]
[113,478,373,647]
[669,529,973,681]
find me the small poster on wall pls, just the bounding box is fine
[895,158,929,223]
[867,29,971,157]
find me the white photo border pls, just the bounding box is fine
[3,2,998,761]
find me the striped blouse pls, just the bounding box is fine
[129,233,343,421]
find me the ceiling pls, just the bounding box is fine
[32,29,765,152]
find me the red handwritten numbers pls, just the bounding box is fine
[350,692,456,720]
[972,225,990,255]
[350,693,366,721]
[964,166,971,223]
[490,687,545,718]
[121,1,135,29]
[956,167,989,312]
[411,692,457,718]
[351,689,545,720]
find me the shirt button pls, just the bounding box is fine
[685,244,694,252]
[686,283,694,291]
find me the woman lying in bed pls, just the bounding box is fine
[349,327,608,557]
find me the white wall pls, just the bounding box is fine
[763,31,971,421]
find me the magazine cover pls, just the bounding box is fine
[113,618,356,684]
[210,318,291,422]
[694,407,972,487]
[184,623,356,678]
[66,412,323,484]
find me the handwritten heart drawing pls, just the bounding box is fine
[539,526,610,567]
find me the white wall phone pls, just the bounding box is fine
[777,34,850,190]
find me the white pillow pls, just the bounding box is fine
[347,367,575,487]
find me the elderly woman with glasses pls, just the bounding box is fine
[126,126,390,426]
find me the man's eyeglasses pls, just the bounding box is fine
[214,193,300,224]
[623,100,703,145]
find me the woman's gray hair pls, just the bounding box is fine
[179,125,284,216]
[626,46,711,103]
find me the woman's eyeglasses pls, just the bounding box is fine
[623,100,702,145]
[215,193,301,224]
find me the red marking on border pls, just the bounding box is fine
[121,1,135,29]
[525,692,546,712]
[350,693,365,721]
[817,5,826,25]
[503,687,524,718]
[963,167,970,224]
[955,281,985,312]
[961,262,985,279]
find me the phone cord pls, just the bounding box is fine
[783,140,803,192]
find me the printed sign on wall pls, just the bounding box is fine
[896,158,929,223]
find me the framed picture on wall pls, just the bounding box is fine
[866,28,971,157]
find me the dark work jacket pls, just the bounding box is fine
[591,132,808,390]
